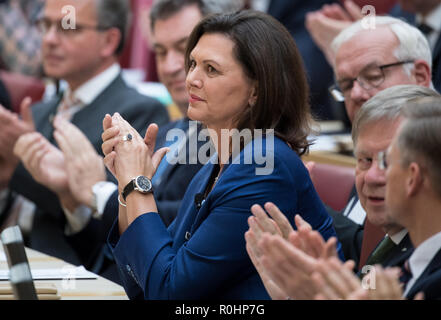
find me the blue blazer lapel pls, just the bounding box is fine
[189,160,220,235]
[171,161,215,247]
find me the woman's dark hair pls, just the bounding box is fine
[185,10,314,155]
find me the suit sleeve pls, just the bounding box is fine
[107,152,332,299]
[66,190,119,268]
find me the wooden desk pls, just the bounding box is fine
[0,246,128,300]
[303,150,356,168]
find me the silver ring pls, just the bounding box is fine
[122,133,133,142]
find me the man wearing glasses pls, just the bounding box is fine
[244,85,441,300]
[327,16,433,230]
[330,16,433,123]
[0,0,168,267]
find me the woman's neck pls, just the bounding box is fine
[207,124,233,170]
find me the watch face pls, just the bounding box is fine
[135,176,152,192]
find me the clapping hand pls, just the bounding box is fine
[101,113,168,188]
[13,132,68,195]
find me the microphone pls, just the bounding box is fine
[194,193,205,209]
[1,226,38,300]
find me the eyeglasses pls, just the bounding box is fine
[377,150,388,170]
[329,60,415,102]
[36,17,109,38]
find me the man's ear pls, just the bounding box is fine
[412,59,432,87]
[406,162,424,197]
[100,28,122,58]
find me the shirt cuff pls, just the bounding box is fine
[63,205,93,235]
[92,181,118,219]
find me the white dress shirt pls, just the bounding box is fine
[250,0,271,12]
[342,197,366,225]
[403,230,441,297]
[389,228,408,245]
[62,63,121,235]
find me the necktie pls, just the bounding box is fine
[56,92,82,121]
[417,23,434,36]
[365,235,396,266]
[399,259,412,291]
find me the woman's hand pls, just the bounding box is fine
[101,113,168,189]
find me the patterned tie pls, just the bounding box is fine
[399,259,412,291]
[56,92,82,121]
[365,235,396,266]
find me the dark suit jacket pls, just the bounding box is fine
[432,34,441,92]
[327,205,363,270]
[267,0,338,120]
[66,119,205,271]
[390,5,441,92]
[405,248,441,300]
[357,233,414,279]
[0,77,11,110]
[108,136,342,299]
[8,74,169,265]
[153,119,206,225]
[381,233,413,268]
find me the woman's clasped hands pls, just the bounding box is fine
[101,112,169,193]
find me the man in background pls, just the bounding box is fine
[0,0,168,268]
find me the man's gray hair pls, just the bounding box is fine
[96,0,131,55]
[398,96,441,197]
[332,16,432,77]
[150,0,244,31]
[352,85,440,146]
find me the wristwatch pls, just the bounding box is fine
[122,176,153,201]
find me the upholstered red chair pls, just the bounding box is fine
[340,0,397,14]
[310,162,355,212]
[0,70,45,113]
[310,161,386,270]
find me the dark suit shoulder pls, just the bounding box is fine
[406,248,441,300]
[98,76,166,112]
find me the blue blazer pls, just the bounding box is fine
[108,136,342,299]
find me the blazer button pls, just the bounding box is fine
[185,231,191,241]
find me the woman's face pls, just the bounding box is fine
[186,33,256,130]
